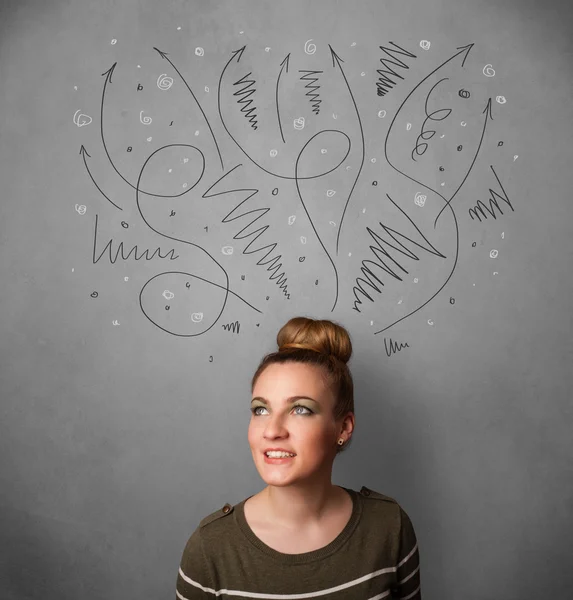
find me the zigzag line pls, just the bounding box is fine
[233,73,258,129]
[376,42,417,97]
[468,165,514,222]
[202,166,290,298]
[299,70,323,115]
[352,195,445,311]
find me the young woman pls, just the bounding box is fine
[176,317,422,599]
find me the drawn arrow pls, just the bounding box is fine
[276,53,290,143]
[153,46,224,171]
[79,145,122,211]
[433,97,493,226]
[328,45,365,255]
[218,46,348,181]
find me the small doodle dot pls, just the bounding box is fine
[111,39,117,45]
[124,277,129,281]
[265,47,271,52]
[75,204,87,215]
[163,290,175,300]
[168,168,172,173]
[459,89,470,98]
[321,148,327,154]
[361,72,366,76]
[489,249,499,258]
[327,190,336,197]
[351,42,356,47]
[73,86,78,91]
[195,47,204,56]
[496,96,506,104]
[498,141,504,146]
[272,188,279,195]
[348,252,352,257]
[457,145,463,151]
[121,221,129,228]
[270,149,278,157]
[371,158,376,163]
[372,181,378,186]
[414,278,419,283]
[222,246,234,255]
[288,215,296,225]
[147,137,152,142]
[91,291,98,298]
[177,26,181,30]
[427,319,434,326]
[204,86,209,92]
[300,236,307,244]
[414,193,426,207]
[294,117,305,130]
[191,313,204,322]
[420,40,431,50]
[513,155,518,161]
[461,121,467,127]
[378,110,386,118]
[299,257,305,262]
[406,123,412,130]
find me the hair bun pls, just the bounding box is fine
[276,317,352,364]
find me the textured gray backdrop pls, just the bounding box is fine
[1,0,572,598]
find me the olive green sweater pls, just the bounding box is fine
[175,486,421,599]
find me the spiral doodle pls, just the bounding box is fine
[483,64,496,77]
[140,111,152,124]
[156,74,174,90]
[304,39,317,55]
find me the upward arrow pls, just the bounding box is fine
[276,53,291,143]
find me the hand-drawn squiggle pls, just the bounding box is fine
[133,145,261,336]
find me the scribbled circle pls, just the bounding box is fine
[270,149,278,157]
[294,117,305,130]
[195,47,204,56]
[140,272,228,337]
[163,290,175,300]
[483,64,495,77]
[136,144,205,198]
[111,39,117,45]
[459,89,470,98]
[489,249,499,258]
[295,130,351,180]
[221,246,234,255]
[157,74,174,90]
[73,110,92,127]
[414,192,427,207]
[304,39,317,54]
[420,40,431,50]
[377,110,386,118]
[75,204,87,215]
[496,95,506,104]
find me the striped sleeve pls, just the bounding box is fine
[175,528,214,599]
[394,506,421,599]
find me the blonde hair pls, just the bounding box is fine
[251,317,355,455]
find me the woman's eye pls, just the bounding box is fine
[251,405,312,416]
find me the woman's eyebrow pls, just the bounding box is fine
[251,395,317,404]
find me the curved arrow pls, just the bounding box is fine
[328,45,365,256]
[153,47,224,171]
[276,53,290,143]
[218,46,348,181]
[79,145,122,211]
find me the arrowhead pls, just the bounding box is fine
[280,53,291,72]
[482,97,493,120]
[232,46,246,62]
[79,145,91,158]
[101,62,117,82]
[153,47,169,59]
[328,45,344,68]
[456,43,474,67]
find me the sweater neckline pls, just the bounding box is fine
[234,486,362,564]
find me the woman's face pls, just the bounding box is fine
[248,362,341,485]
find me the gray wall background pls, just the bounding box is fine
[1,0,572,598]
